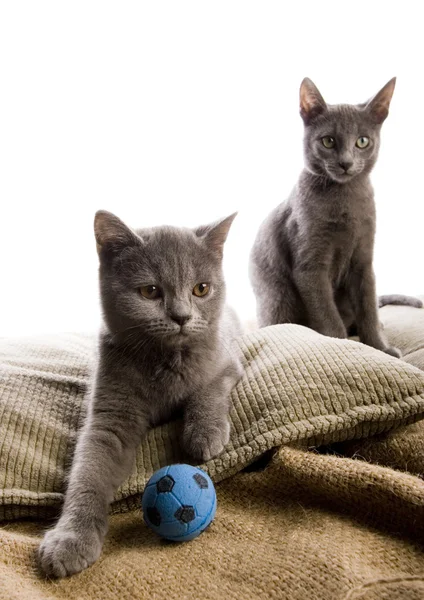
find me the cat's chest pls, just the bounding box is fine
[145,348,206,400]
[325,208,359,252]
[150,351,195,388]
[322,191,363,232]
[315,190,373,247]
[303,198,373,282]
[326,212,359,279]
[329,213,374,284]
[145,352,205,426]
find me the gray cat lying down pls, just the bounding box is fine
[250,77,422,356]
[39,211,242,578]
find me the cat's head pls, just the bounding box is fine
[299,77,396,183]
[94,210,236,347]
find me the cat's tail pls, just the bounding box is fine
[378,294,423,309]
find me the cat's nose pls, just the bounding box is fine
[170,313,191,326]
[338,160,353,172]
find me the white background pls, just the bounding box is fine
[1,1,423,337]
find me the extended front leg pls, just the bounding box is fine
[349,264,401,357]
[183,361,241,462]
[294,268,347,338]
[39,384,148,578]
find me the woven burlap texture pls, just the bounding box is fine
[1,442,424,600]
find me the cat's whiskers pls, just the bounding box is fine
[110,323,145,343]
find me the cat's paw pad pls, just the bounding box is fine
[184,421,230,462]
[38,526,102,578]
[383,346,402,358]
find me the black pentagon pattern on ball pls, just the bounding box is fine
[156,475,175,493]
[146,506,161,527]
[193,473,208,489]
[175,505,196,524]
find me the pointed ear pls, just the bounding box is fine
[194,212,237,256]
[94,210,141,255]
[365,77,396,124]
[300,78,327,124]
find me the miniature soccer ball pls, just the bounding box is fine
[141,464,217,542]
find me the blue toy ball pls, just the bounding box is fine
[141,464,217,542]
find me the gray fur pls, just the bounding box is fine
[378,294,423,309]
[39,211,242,577]
[250,77,420,357]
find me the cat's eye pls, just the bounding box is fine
[193,283,210,297]
[140,285,161,299]
[322,136,335,149]
[356,136,370,149]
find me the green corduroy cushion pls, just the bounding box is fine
[1,324,424,520]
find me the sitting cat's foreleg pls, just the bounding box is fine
[294,268,347,338]
[255,285,300,328]
[349,265,401,357]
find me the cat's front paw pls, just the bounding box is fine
[38,524,103,578]
[316,323,347,339]
[184,420,230,462]
[382,346,402,358]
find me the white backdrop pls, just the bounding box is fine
[1,1,423,337]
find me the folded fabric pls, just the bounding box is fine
[1,324,424,521]
[1,441,424,600]
[380,300,424,370]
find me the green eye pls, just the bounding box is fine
[356,136,370,149]
[322,136,335,149]
[140,285,161,299]
[193,283,210,297]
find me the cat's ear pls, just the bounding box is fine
[365,77,396,124]
[194,212,237,256]
[300,78,327,124]
[94,210,141,255]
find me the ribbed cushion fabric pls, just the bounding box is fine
[2,323,424,520]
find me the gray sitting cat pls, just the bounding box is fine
[250,77,422,356]
[39,210,242,577]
